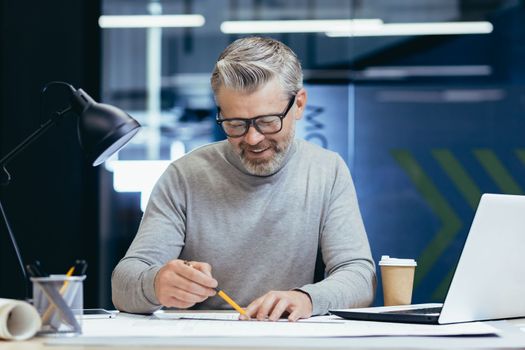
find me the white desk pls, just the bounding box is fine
[3,316,525,349]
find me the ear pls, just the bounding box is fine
[294,88,307,121]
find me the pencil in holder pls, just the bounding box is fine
[30,275,86,336]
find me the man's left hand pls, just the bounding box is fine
[239,290,312,322]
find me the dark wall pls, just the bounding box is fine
[0,1,102,307]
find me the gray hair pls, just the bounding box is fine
[211,37,303,97]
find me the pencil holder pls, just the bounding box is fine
[30,275,86,336]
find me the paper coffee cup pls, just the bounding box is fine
[379,256,417,306]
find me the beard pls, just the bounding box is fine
[236,127,295,176]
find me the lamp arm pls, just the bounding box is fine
[0,106,72,185]
[0,104,71,301]
[0,198,29,298]
[0,81,139,301]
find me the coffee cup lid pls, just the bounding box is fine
[379,255,417,267]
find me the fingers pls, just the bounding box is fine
[174,260,218,289]
[240,291,313,322]
[191,261,214,278]
[269,299,289,321]
[243,292,285,321]
[256,293,279,321]
[287,308,302,322]
[154,259,218,309]
[240,297,264,320]
[169,274,214,300]
[163,296,196,309]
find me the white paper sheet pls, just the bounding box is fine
[79,312,498,338]
[154,310,239,320]
[153,310,344,323]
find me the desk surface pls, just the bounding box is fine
[3,317,525,350]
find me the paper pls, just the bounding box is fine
[154,310,239,320]
[154,311,345,323]
[0,298,41,340]
[78,312,497,338]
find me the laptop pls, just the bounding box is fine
[330,193,525,324]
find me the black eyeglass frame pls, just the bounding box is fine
[216,95,296,138]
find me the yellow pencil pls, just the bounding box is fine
[216,288,247,316]
[60,266,76,293]
[42,266,76,323]
[183,260,246,316]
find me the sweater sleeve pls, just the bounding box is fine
[111,164,186,314]
[299,155,376,315]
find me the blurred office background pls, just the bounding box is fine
[1,0,524,308]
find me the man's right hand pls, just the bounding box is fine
[154,259,218,308]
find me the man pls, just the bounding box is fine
[112,36,376,321]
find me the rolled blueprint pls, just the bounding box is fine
[0,298,41,340]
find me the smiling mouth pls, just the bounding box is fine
[249,147,270,153]
[242,146,274,160]
[239,141,277,160]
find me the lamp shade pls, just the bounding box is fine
[70,88,140,166]
[0,82,141,302]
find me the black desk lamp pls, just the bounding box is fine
[0,81,141,299]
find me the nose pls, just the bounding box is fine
[243,123,265,145]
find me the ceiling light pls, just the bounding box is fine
[359,65,492,79]
[99,15,205,28]
[326,21,493,37]
[220,19,382,34]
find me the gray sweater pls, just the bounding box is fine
[112,139,376,315]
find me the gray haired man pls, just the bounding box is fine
[112,36,376,321]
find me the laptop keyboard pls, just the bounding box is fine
[385,307,443,315]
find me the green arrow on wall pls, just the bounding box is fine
[474,149,523,194]
[391,150,462,294]
[393,148,524,301]
[431,149,481,299]
[432,149,482,210]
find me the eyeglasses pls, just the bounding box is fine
[216,95,296,138]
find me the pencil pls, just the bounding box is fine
[42,266,76,323]
[60,266,76,293]
[216,288,247,316]
[183,260,247,316]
